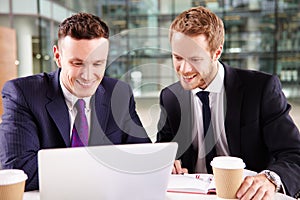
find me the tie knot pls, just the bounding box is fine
[196,91,209,105]
[75,99,86,113]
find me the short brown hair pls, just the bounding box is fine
[58,12,109,41]
[169,6,224,55]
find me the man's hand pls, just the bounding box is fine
[172,160,188,174]
[236,174,276,200]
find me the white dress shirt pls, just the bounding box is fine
[191,62,230,173]
[59,76,91,139]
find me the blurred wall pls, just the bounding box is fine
[0,26,17,118]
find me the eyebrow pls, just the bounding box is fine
[69,58,82,61]
[172,53,204,60]
[172,53,180,56]
[94,59,107,63]
[69,58,106,63]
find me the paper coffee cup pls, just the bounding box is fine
[211,156,245,199]
[0,169,28,200]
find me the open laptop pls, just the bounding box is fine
[38,142,177,200]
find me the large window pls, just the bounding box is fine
[103,0,300,99]
[0,0,299,99]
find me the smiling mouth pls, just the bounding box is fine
[77,80,94,87]
[182,74,197,81]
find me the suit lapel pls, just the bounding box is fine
[223,64,244,156]
[45,70,110,146]
[46,69,70,146]
[89,85,110,145]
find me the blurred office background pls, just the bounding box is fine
[0,0,299,140]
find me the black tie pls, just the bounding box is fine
[197,91,217,174]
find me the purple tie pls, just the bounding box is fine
[71,99,89,147]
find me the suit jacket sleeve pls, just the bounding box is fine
[0,80,40,191]
[260,75,300,197]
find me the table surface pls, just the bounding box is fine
[23,170,295,200]
[24,190,295,200]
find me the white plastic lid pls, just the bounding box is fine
[210,156,245,169]
[0,169,28,185]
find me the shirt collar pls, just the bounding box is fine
[192,61,224,95]
[59,74,91,111]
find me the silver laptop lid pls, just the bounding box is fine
[38,142,178,200]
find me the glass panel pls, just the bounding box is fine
[0,0,10,13]
[174,0,192,13]
[278,0,300,99]
[32,19,52,73]
[12,0,37,14]
[40,0,52,19]
[128,0,158,15]
[160,0,174,14]
[40,19,53,72]
[52,3,70,22]
[221,2,276,72]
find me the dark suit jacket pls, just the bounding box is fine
[157,62,300,198]
[0,69,151,191]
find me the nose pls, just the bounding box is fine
[81,65,92,80]
[178,60,193,73]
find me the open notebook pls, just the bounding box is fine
[167,169,257,195]
[167,173,215,194]
[38,142,178,200]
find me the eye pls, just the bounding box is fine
[71,61,83,67]
[173,55,183,61]
[190,58,203,63]
[94,62,105,67]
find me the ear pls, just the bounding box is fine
[213,45,223,61]
[53,45,62,68]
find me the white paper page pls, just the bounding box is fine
[167,169,257,194]
[167,174,214,194]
